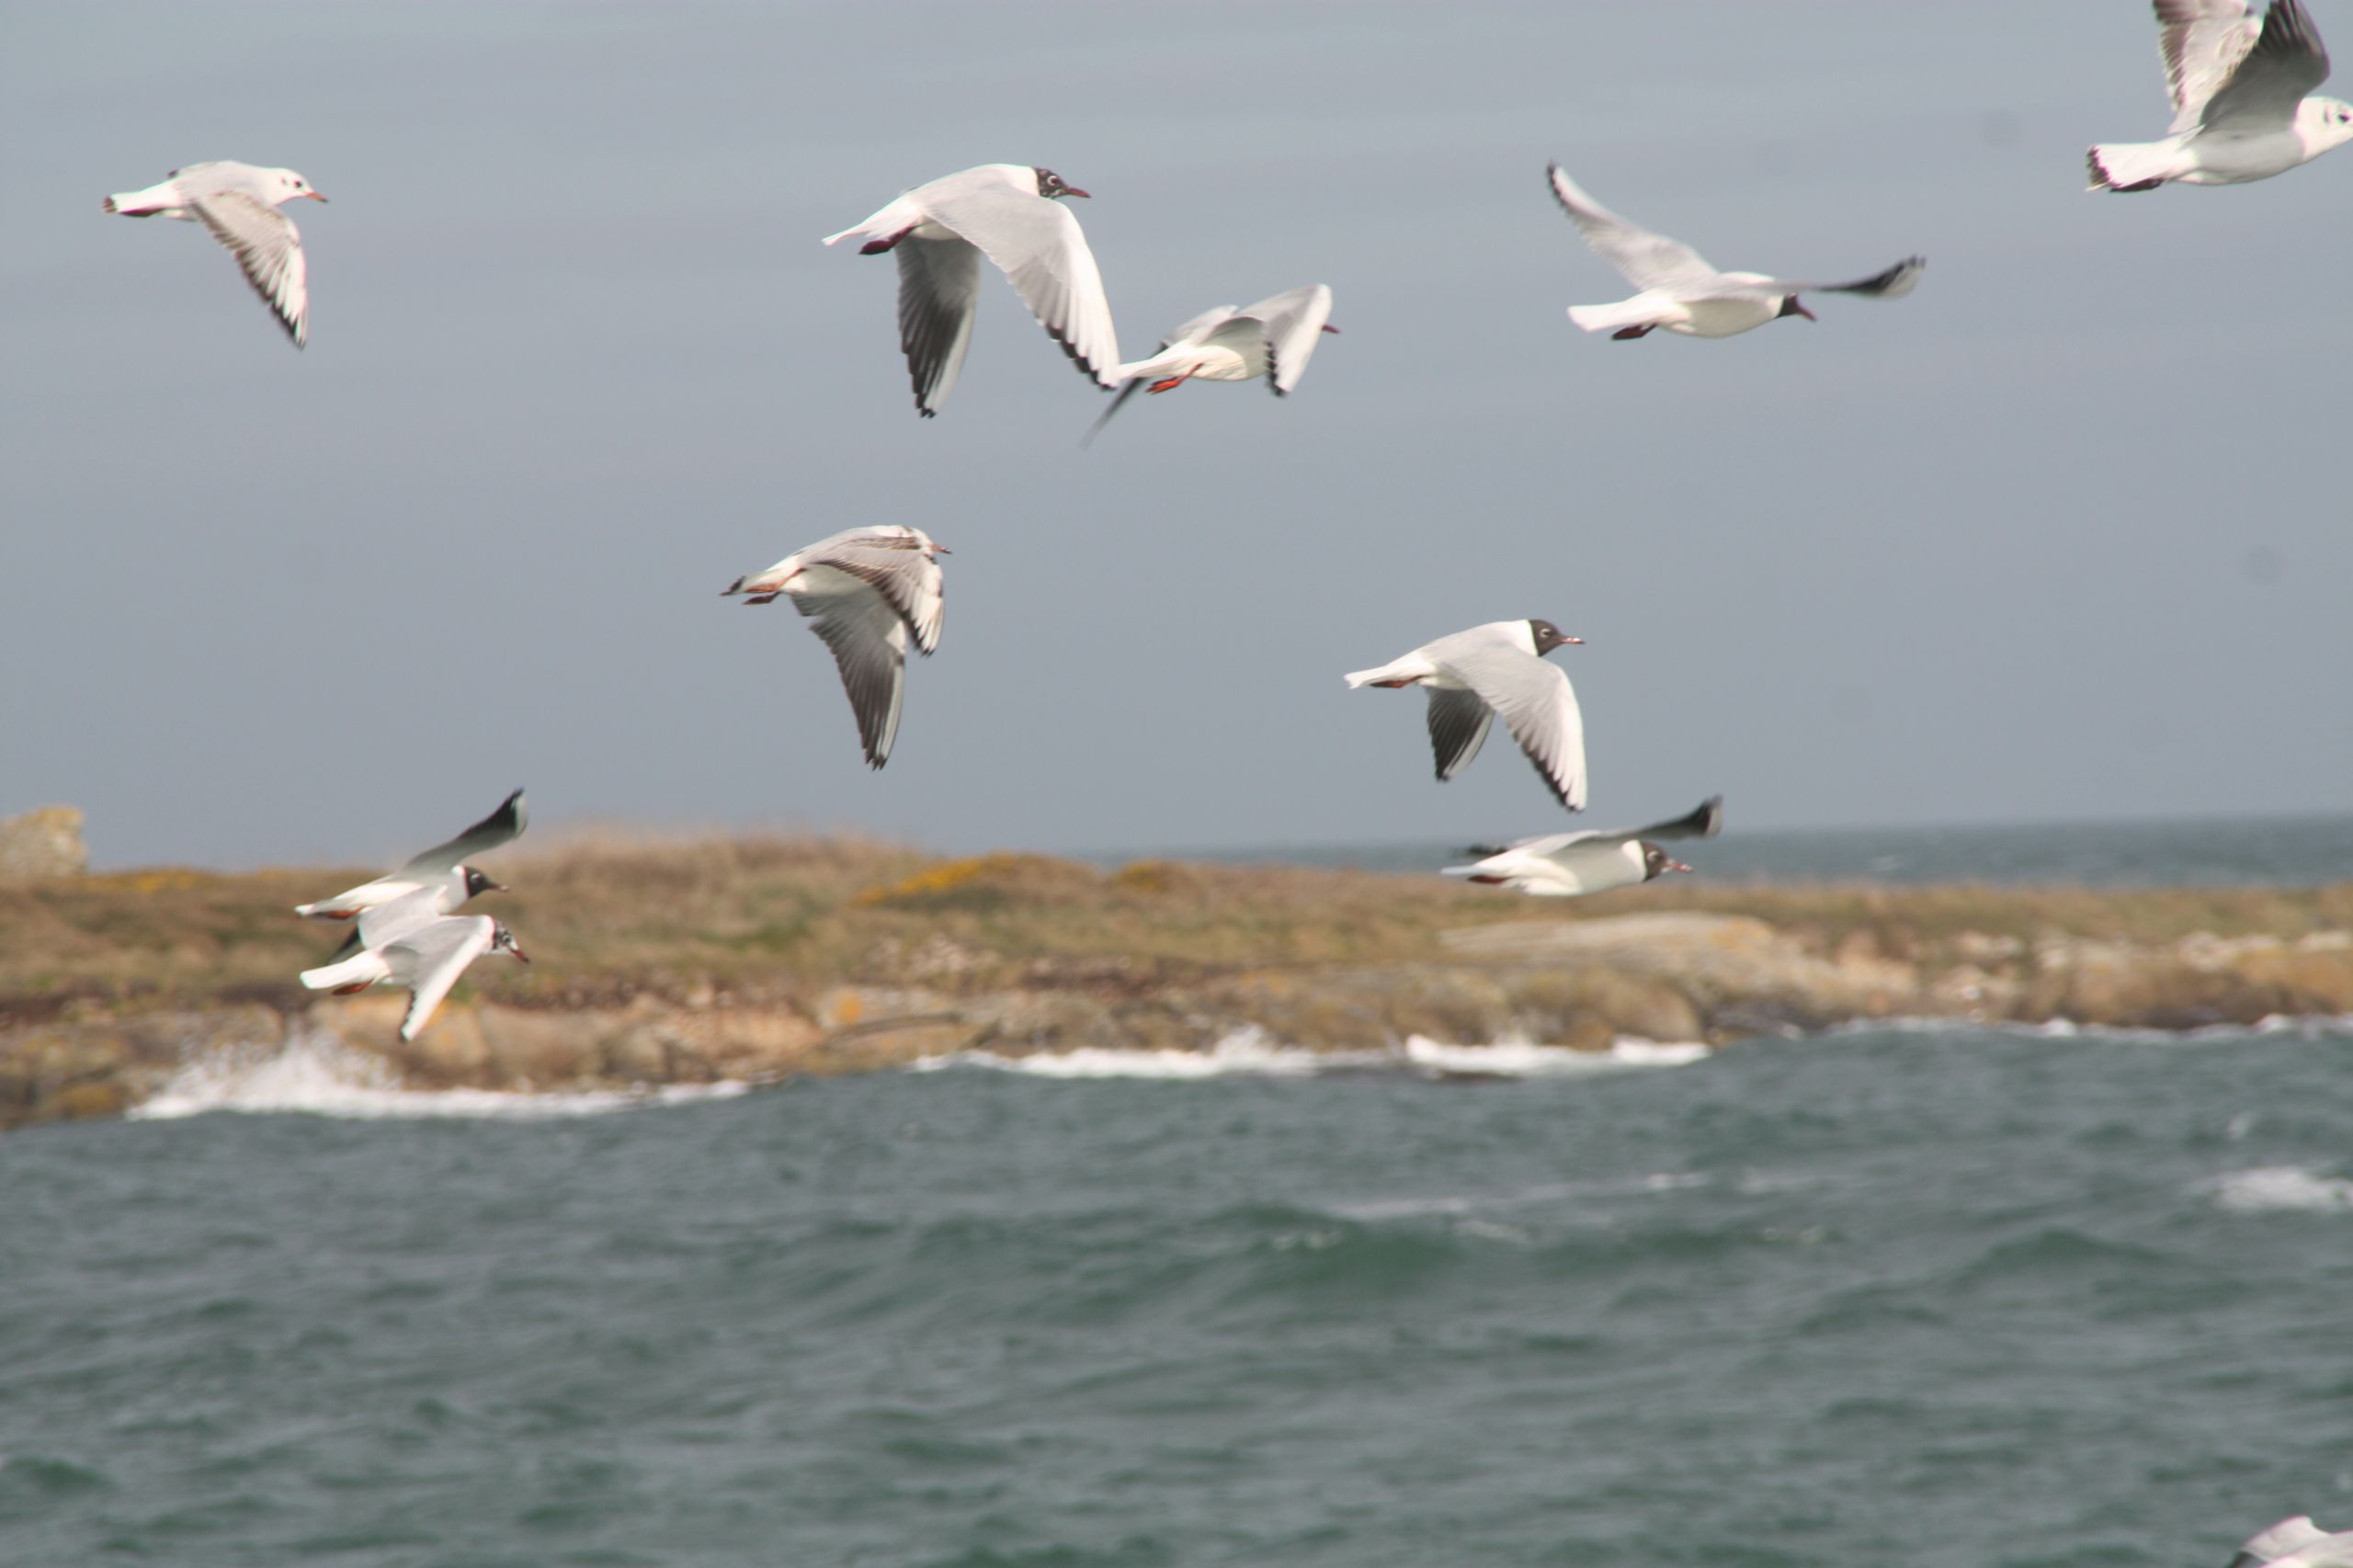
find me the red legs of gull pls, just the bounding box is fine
[1148,368,1197,394]
[332,982,372,994]
[1611,324,1654,340]
[742,569,798,606]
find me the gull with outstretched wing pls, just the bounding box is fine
[300,889,530,1042]
[1347,619,1588,812]
[2089,0,2351,189]
[296,790,527,922]
[1447,796,1724,899]
[103,161,328,347]
[824,164,1120,417]
[1547,164,1922,341]
[722,526,947,769]
[1086,284,1337,443]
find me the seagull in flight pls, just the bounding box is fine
[1346,619,1588,812]
[299,889,529,1043]
[1546,164,1923,340]
[103,161,328,347]
[824,164,1120,417]
[295,790,527,922]
[722,526,947,768]
[1086,284,1338,444]
[2089,0,2352,190]
[1446,796,1724,898]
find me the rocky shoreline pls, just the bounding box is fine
[9,889,2351,1129]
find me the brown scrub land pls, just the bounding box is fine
[5,834,2350,1129]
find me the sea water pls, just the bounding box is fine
[5,1021,2350,1567]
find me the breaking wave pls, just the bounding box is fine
[2200,1165,2353,1214]
[128,1031,747,1122]
[912,1028,1709,1081]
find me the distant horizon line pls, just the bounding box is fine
[58,801,2353,878]
[1068,804,2353,866]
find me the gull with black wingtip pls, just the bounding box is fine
[1085,284,1338,444]
[824,164,1120,417]
[1446,796,1724,899]
[2089,0,2353,191]
[722,526,947,769]
[1346,619,1589,812]
[295,790,527,922]
[103,160,328,347]
[1546,164,1923,341]
[299,889,530,1044]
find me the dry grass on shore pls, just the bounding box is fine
[4,831,2349,1019]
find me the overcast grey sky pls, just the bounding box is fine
[4,2,2348,871]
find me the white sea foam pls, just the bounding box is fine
[1827,1014,2353,1046]
[129,1032,747,1122]
[1402,1035,1709,1075]
[913,1028,1710,1082]
[913,1028,1375,1080]
[1335,1171,1714,1221]
[2202,1165,2353,1215]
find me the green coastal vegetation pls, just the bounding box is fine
[5,831,2350,1129]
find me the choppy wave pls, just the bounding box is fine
[128,1033,748,1122]
[1331,1171,1716,1221]
[1830,1013,2353,1045]
[913,1028,1710,1081]
[1402,1035,1708,1074]
[2201,1165,2353,1214]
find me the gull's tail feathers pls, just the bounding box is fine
[2086,141,2180,192]
[1566,298,1668,335]
[300,953,381,992]
[102,179,179,216]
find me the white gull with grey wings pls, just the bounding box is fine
[2088,0,2352,190]
[722,526,947,769]
[824,164,1120,417]
[1446,796,1724,898]
[1546,164,1922,341]
[102,160,328,347]
[1345,619,1588,812]
[294,790,527,922]
[298,889,529,1043]
[1086,284,1337,444]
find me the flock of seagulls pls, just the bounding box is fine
[83,13,2345,1550]
[94,3,2342,1028]
[97,0,2349,1032]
